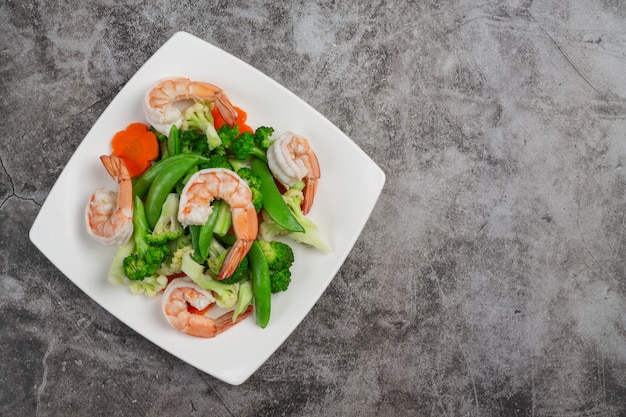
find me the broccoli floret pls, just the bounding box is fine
[146,193,184,245]
[181,250,240,309]
[181,103,222,150]
[123,196,170,281]
[270,269,292,294]
[108,239,168,296]
[259,188,330,253]
[236,167,263,212]
[254,126,274,151]
[213,124,240,156]
[179,128,211,157]
[158,245,193,276]
[206,154,233,170]
[257,240,294,271]
[236,167,261,189]
[231,132,268,162]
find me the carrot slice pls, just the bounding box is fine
[111,122,159,178]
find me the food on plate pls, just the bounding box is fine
[110,123,159,178]
[267,132,320,215]
[86,77,329,336]
[178,168,258,279]
[163,277,253,338]
[85,155,134,246]
[143,77,238,136]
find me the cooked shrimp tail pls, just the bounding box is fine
[218,238,253,279]
[85,155,134,245]
[144,77,238,136]
[301,150,320,215]
[267,132,320,214]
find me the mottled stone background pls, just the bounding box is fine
[2,0,626,416]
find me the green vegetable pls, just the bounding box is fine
[108,239,169,296]
[259,188,329,252]
[133,153,209,198]
[122,196,170,281]
[251,157,304,233]
[146,193,184,245]
[181,103,222,150]
[236,167,263,212]
[233,280,253,322]
[150,127,169,159]
[196,200,221,262]
[253,126,274,151]
[167,125,180,156]
[206,154,233,170]
[145,156,200,229]
[270,269,292,294]
[257,240,294,271]
[231,132,268,162]
[213,124,240,156]
[256,240,294,293]
[179,128,210,157]
[212,200,233,236]
[248,240,271,328]
[181,250,240,309]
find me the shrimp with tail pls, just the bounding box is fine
[163,277,252,338]
[177,168,258,280]
[85,155,134,246]
[144,77,238,136]
[267,131,320,214]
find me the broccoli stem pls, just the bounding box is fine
[233,281,253,322]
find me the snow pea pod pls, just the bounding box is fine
[145,157,200,229]
[196,200,221,262]
[133,153,207,199]
[248,240,271,328]
[251,157,304,233]
[167,125,180,156]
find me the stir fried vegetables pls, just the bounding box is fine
[89,79,329,336]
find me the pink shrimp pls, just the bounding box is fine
[143,77,238,136]
[267,131,320,214]
[85,155,134,246]
[162,278,252,338]
[177,168,258,279]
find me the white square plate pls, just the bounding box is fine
[29,31,385,385]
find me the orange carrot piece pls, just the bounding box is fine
[111,122,159,178]
[212,106,254,135]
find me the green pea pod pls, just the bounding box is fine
[248,240,271,328]
[145,157,200,229]
[133,154,207,199]
[168,125,180,156]
[251,157,304,233]
[197,200,221,261]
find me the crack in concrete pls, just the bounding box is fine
[528,11,602,97]
[0,153,42,210]
[35,339,54,417]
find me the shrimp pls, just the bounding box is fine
[85,155,134,246]
[178,168,258,279]
[162,277,252,338]
[267,131,320,214]
[143,77,238,136]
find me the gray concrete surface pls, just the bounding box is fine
[2,1,626,415]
